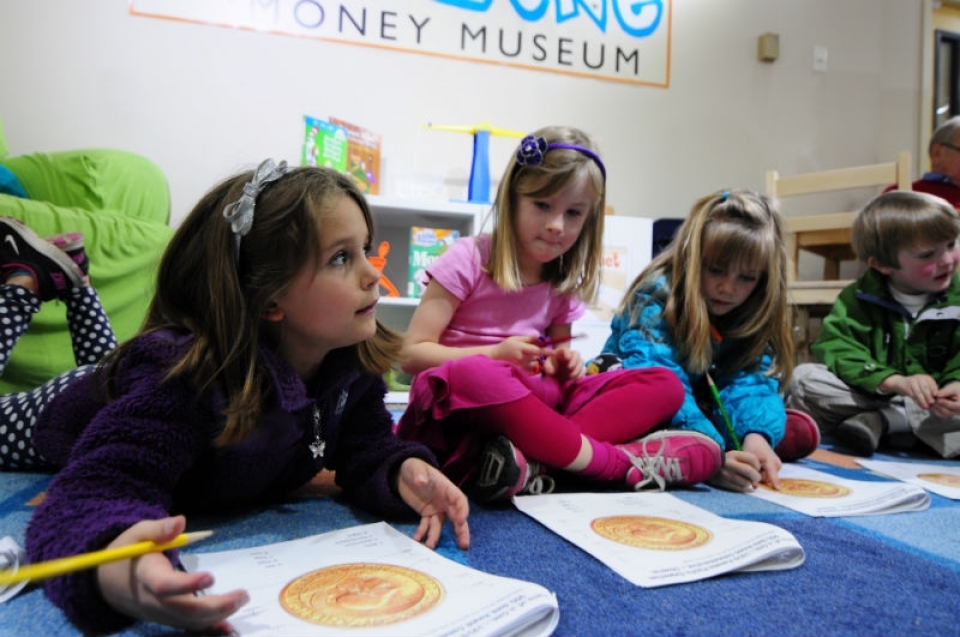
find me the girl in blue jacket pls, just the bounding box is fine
[603,189,819,492]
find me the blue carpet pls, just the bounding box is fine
[2,448,960,637]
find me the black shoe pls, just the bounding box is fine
[837,412,883,456]
[0,217,83,301]
[473,435,554,502]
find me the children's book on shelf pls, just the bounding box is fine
[747,463,931,516]
[408,227,460,298]
[513,492,804,588]
[181,522,559,637]
[857,458,960,500]
[302,116,348,172]
[330,117,382,195]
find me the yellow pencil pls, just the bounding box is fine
[0,530,213,586]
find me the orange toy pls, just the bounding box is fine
[369,240,400,297]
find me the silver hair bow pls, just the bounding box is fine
[222,158,290,263]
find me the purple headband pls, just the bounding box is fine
[515,134,606,179]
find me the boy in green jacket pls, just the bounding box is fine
[787,191,960,457]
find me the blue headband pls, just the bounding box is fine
[515,135,606,179]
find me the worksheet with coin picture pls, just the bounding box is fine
[513,492,805,588]
[747,463,931,516]
[181,522,559,637]
[856,458,960,500]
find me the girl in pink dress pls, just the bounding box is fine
[396,126,724,502]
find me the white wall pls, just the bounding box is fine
[0,0,926,227]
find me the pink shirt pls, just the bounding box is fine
[425,234,585,347]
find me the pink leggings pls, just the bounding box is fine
[398,355,685,485]
[475,367,684,468]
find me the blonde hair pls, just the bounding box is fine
[486,125,606,302]
[853,190,960,269]
[99,166,402,446]
[617,189,794,384]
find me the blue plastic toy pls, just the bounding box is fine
[423,122,525,203]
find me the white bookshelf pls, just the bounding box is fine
[369,195,489,333]
[369,196,489,409]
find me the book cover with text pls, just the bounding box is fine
[330,117,381,194]
[302,116,348,171]
[408,227,459,298]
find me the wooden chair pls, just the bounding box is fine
[766,152,912,362]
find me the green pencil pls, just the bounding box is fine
[706,372,741,451]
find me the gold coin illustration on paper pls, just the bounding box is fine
[280,563,443,627]
[918,473,960,488]
[591,515,712,550]
[761,478,850,498]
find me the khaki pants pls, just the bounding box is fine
[786,363,960,458]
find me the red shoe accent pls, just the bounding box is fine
[775,409,821,462]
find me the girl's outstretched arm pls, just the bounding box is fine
[397,458,471,550]
[402,280,542,374]
[97,516,249,634]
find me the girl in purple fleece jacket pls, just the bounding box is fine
[13,161,471,635]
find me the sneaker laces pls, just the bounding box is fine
[626,442,684,491]
[520,460,556,495]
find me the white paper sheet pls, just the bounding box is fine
[857,458,960,500]
[182,522,559,637]
[0,536,28,603]
[747,463,930,516]
[513,492,804,588]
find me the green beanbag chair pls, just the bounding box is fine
[0,146,174,393]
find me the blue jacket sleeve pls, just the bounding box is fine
[715,354,786,447]
[603,286,786,450]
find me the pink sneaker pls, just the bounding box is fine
[775,409,821,462]
[473,435,555,502]
[621,430,723,490]
[0,217,84,301]
[46,231,88,276]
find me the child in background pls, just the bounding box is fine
[397,126,722,502]
[604,190,820,493]
[21,162,470,635]
[787,190,960,457]
[0,217,113,471]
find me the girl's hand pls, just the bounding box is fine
[397,458,471,550]
[491,336,543,373]
[97,516,248,634]
[742,432,782,489]
[708,435,780,492]
[543,347,585,381]
[709,450,762,492]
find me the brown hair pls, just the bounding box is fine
[98,166,402,445]
[853,190,960,269]
[617,189,794,383]
[486,125,606,302]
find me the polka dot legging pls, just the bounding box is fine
[0,284,118,470]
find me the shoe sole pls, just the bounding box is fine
[0,218,84,288]
[473,435,523,502]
